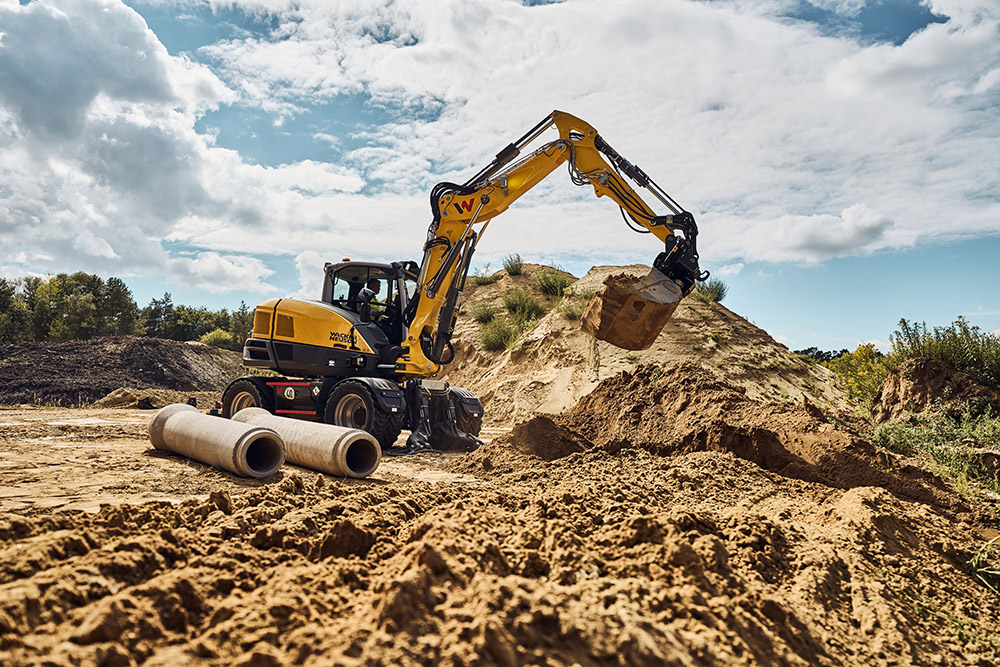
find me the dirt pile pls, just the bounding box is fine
[445,264,844,426]
[2,443,997,665]
[466,363,957,510]
[872,357,1000,423]
[0,337,245,407]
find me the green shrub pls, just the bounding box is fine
[479,317,518,351]
[469,302,496,324]
[891,317,1000,389]
[503,287,544,326]
[823,343,891,411]
[502,253,523,276]
[693,277,728,303]
[558,299,587,320]
[473,264,498,286]
[870,420,926,457]
[826,317,1000,412]
[536,270,572,296]
[200,328,236,350]
[969,537,1000,598]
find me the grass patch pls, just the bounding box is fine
[503,287,544,327]
[473,264,499,286]
[536,270,572,296]
[871,407,1000,505]
[469,302,497,324]
[693,277,728,303]
[502,253,523,276]
[888,583,1000,658]
[558,298,586,321]
[970,536,1000,598]
[479,317,519,351]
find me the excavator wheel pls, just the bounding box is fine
[325,381,403,450]
[456,409,483,438]
[222,378,274,418]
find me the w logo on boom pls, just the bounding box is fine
[453,198,476,214]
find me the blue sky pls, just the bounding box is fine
[0,0,997,351]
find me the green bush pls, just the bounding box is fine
[502,287,544,326]
[479,317,519,351]
[693,277,728,303]
[823,343,891,411]
[200,328,237,350]
[891,317,1000,389]
[473,264,498,286]
[826,317,1000,412]
[536,270,572,296]
[872,407,1000,503]
[558,298,587,320]
[469,302,497,324]
[502,253,523,276]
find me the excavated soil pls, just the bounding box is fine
[2,365,1000,665]
[872,357,1000,424]
[0,337,245,407]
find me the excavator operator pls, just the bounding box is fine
[358,278,382,321]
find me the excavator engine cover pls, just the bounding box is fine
[581,268,683,350]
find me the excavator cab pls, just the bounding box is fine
[322,261,416,346]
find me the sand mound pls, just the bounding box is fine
[445,265,844,427]
[1,447,995,665]
[463,363,957,510]
[91,388,221,410]
[872,357,1000,423]
[0,337,245,406]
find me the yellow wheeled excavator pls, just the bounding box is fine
[221,110,707,454]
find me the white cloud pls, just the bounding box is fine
[716,262,746,277]
[0,0,997,299]
[167,252,276,293]
[291,250,326,300]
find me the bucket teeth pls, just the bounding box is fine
[581,268,683,350]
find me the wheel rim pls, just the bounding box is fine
[231,391,258,412]
[334,394,368,429]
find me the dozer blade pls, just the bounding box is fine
[581,268,683,350]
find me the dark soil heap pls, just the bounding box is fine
[872,356,1000,423]
[0,336,245,406]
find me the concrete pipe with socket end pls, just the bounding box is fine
[149,403,285,478]
[232,408,382,479]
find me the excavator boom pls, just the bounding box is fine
[402,110,705,370]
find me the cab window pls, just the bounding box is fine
[330,266,396,312]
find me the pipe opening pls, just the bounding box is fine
[245,435,284,475]
[345,439,380,476]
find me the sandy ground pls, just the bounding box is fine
[0,405,507,515]
[2,362,1000,666]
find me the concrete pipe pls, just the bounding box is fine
[149,404,285,478]
[232,408,381,479]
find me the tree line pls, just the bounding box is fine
[0,272,252,351]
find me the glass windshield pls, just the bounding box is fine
[330,265,395,312]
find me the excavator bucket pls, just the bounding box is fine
[581,268,683,350]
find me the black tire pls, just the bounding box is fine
[221,378,274,418]
[456,409,483,438]
[325,381,403,449]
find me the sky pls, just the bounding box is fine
[0,0,997,352]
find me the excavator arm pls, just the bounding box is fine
[398,110,706,378]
